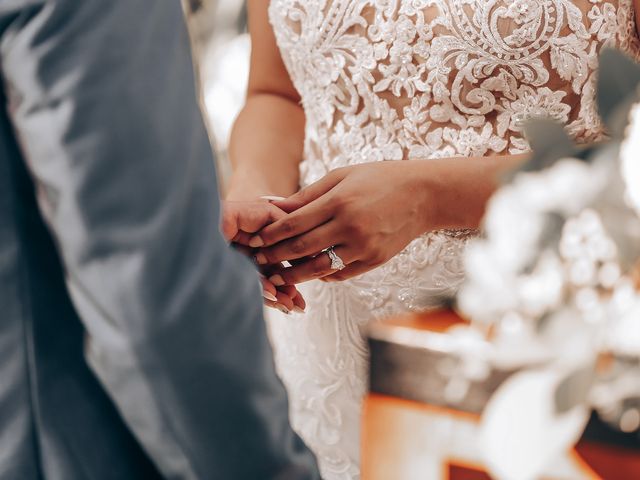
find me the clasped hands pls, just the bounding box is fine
[223,162,432,313]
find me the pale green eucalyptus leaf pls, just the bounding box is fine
[597,49,640,139]
[554,364,595,415]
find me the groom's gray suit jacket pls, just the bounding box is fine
[0,1,318,479]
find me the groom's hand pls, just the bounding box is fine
[222,200,286,244]
[222,200,306,313]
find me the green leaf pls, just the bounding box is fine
[597,49,640,138]
[501,119,580,183]
[554,364,595,415]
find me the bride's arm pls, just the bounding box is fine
[226,1,305,201]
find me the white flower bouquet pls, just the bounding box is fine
[455,49,640,479]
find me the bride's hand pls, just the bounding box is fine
[222,200,306,313]
[249,162,432,284]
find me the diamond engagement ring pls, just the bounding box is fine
[325,246,346,271]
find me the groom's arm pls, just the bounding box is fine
[0,1,317,479]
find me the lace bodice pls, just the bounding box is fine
[266,2,639,479]
[270,0,639,180]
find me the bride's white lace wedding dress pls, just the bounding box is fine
[266,1,640,478]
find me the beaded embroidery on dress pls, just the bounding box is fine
[266,1,640,478]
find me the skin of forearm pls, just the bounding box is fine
[227,93,305,201]
[412,153,529,232]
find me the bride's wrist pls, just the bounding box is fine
[409,162,441,233]
[410,159,472,232]
[412,157,494,231]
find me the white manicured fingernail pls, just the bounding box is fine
[263,291,277,302]
[249,236,264,248]
[293,306,305,314]
[277,304,290,315]
[260,195,286,202]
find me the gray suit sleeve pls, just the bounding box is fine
[0,2,318,479]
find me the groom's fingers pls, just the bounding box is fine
[236,202,287,236]
[221,205,240,241]
[256,222,338,264]
[224,201,288,245]
[232,231,255,246]
[267,246,356,286]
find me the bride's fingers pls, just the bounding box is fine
[272,169,346,213]
[267,246,356,286]
[264,299,292,314]
[320,261,373,282]
[262,277,300,310]
[263,295,300,314]
[262,289,297,314]
[292,293,306,312]
[279,285,306,312]
[261,271,302,313]
[251,197,335,248]
[274,289,295,312]
[260,277,279,303]
[255,222,339,265]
